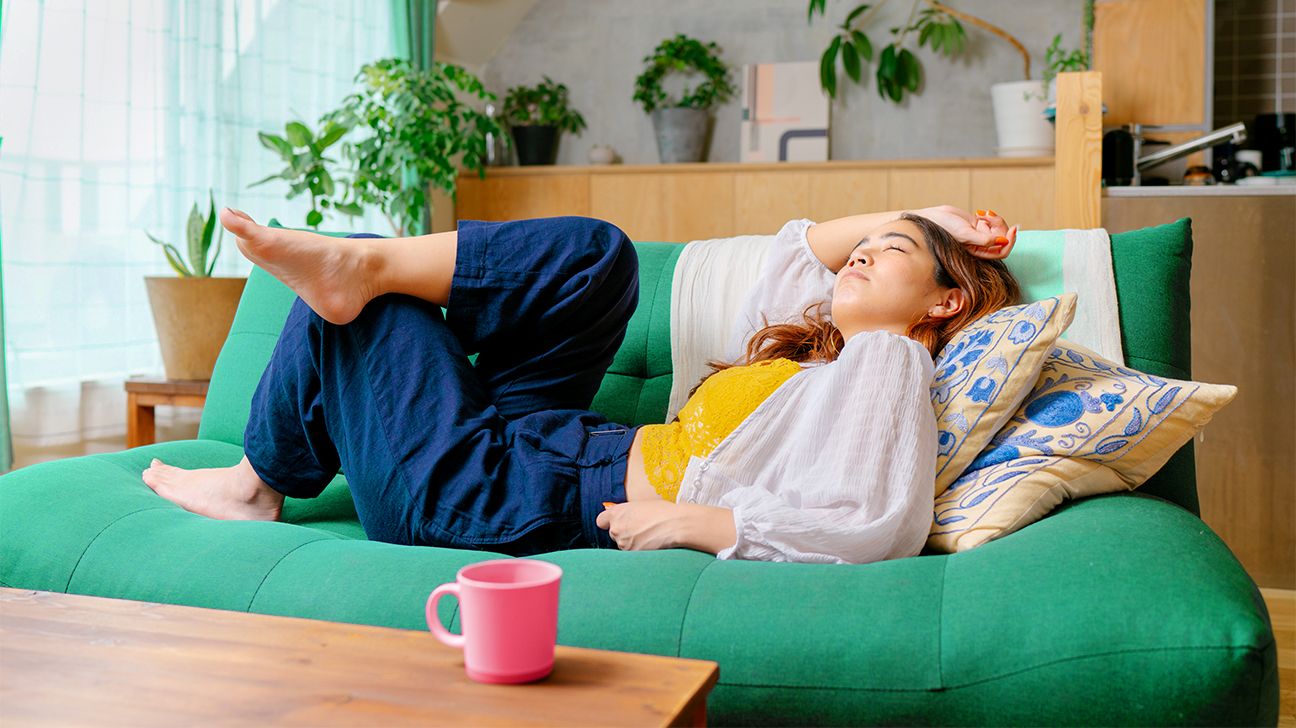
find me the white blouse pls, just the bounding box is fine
[676,219,938,565]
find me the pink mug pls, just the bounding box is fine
[425,558,563,684]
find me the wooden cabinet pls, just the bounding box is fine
[452,158,1057,242]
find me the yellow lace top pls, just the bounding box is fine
[640,358,803,502]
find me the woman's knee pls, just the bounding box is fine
[579,217,638,296]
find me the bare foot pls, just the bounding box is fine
[220,207,382,325]
[142,455,285,522]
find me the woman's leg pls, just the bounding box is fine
[216,207,460,324]
[146,215,639,552]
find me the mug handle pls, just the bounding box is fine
[426,583,466,649]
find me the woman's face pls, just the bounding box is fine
[831,218,966,341]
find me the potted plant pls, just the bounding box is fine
[143,191,246,381]
[808,0,1094,155]
[255,58,503,236]
[252,117,357,230]
[633,34,736,164]
[501,76,587,166]
[991,32,1091,156]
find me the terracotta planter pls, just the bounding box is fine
[144,276,247,380]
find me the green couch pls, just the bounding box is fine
[0,218,1279,726]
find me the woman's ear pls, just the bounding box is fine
[929,288,967,319]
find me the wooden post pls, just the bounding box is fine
[1054,71,1103,229]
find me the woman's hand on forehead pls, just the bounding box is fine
[913,205,1016,260]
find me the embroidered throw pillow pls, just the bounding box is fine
[930,293,1077,498]
[926,340,1238,553]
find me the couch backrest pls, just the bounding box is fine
[199,218,1198,515]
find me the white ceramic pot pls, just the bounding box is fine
[990,79,1055,156]
[588,144,617,165]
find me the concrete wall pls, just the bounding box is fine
[481,0,1086,165]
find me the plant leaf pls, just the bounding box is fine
[852,30,872,62]
[149,236,192,277]
[842,39,861,82]
[199,191,217,276]
[306,209,323,228]
[257,132,293,159]
[205,225,223,276]
[318,168,335,197]
[879,44,897,78]
[285,121,312,147]
[807,0,827,24]
[186,203,204,274]
[900,49,921,92]
[317,122,347,149]
[933,22,953,52]
[844,3,870,26]
[820,35,842,98]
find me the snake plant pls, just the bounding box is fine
[146,191,223,277]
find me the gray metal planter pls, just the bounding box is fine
[650,107,709,163]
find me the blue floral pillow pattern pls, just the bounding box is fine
[930,293,1077,498]
[926,339,1238,553]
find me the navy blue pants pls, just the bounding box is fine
[242,216,643,556]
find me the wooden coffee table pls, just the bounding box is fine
[0,588,718,726]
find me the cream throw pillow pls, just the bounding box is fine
[931,293,1078,498]
[926,339,1239,553]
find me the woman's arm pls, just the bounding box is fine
[674,503,738,555]
[805,209,910,273]
[806,205,1017,273]
[595,500,737,555]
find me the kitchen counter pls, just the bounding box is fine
[1104,185,1296,197]
[1101,191,1295,590]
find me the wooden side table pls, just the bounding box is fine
[124,376,210,448]
[0,588,720,726]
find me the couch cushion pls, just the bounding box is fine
[930,293,1077,499]
[1106,218,1199,514]
[931,339,1238,553]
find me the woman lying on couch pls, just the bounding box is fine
[142,205,1020,564]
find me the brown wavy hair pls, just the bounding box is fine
[679,213,1021,406]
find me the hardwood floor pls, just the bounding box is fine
[1264,588,1295,727]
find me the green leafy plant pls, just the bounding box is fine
[331,58,502,237]
[633,34,736,114]
[252,118,356,230]
[146,191,223,277]
[502,76,587,134]
[1040,33,1090,91]
[808,0,1043,105]
[254,58,503,237]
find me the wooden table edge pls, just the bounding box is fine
[0,588,721,727]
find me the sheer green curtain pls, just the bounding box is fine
[0,0,395,468]
[390,0,435,234]
[391,0,435,71]
[1,151,10,473]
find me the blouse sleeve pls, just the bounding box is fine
[702,331,938,564]
[724,218,838,363]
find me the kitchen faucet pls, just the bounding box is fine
[1135,122,1247,172]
